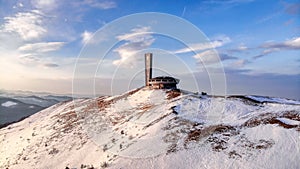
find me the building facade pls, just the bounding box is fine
[144,53,179,89]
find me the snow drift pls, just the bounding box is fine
[0,88,299,169]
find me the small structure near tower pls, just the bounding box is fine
[148,76,179,89]
[144,53,179,89]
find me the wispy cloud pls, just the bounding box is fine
[174,41,223,54]
[254,37,300,59]
[256,12,281,24]
[82,0,117,9]
[19,53,40,64]
[18,42,65,53]
[81,31,93,44]
[43,63,59,68]
[175,35,233,65]
[261,37,300,50]
[193,50,236,64]
[116,26,152,41]
[12,2,24,9]
[284,19,294,26]
[284,2,300,15]
[31,0,115,15]
[173,35,231,54]
[31,0,58,11]
[203,0,254,5]
[227,43,250,54]
[17,52,57,68]
[80,30,109,45]
[230,59,250,68]
[16,42,65,69]
[113,26,154,68]
[181,6,186,17]
[2,10,46,41]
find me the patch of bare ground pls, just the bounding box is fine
[166,143,178,154]
[170,106,178,115]
[96,97,114,111]
[240,136,275,150]
[200,111,297,158]
[51,110,79,133]
[163,117,201,131]
[162,115,276,158]
[166,89,181,100]
[162,119,241,154]
[205,128,274,159]
[162,117,202,153]
[228,150,242,159]
[230,134,275,158]
[203,125,239,152]
[139,104,154,111]
[109,114,126,126]
[135,104,155,119]
[243,111,300,130]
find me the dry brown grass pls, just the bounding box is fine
[139,104,154,111]
[51,110,79,134]
[243,111,300,129]
[166,89,181,100]
[185,124,238,149]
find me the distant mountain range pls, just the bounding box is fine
[0,90,72,128]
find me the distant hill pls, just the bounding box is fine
[0,90,72,127]
[0,97,44,127]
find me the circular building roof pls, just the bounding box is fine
[149,76,180,84]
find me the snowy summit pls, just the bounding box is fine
[0,87,299,169]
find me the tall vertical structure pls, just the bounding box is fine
[145,53,153,86]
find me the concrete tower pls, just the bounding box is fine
[145,53,153,86]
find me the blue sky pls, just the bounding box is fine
[0,0,299,99]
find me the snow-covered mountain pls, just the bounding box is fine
[0,88,299,169]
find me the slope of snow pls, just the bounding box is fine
[112,125,299,169]
[0,88,299,169]
[276,117,300,126]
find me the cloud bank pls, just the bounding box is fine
[254,37,300,59]
[173,35,231,54]
[18,42,65,53]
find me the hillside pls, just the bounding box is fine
[0,88,299,169]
